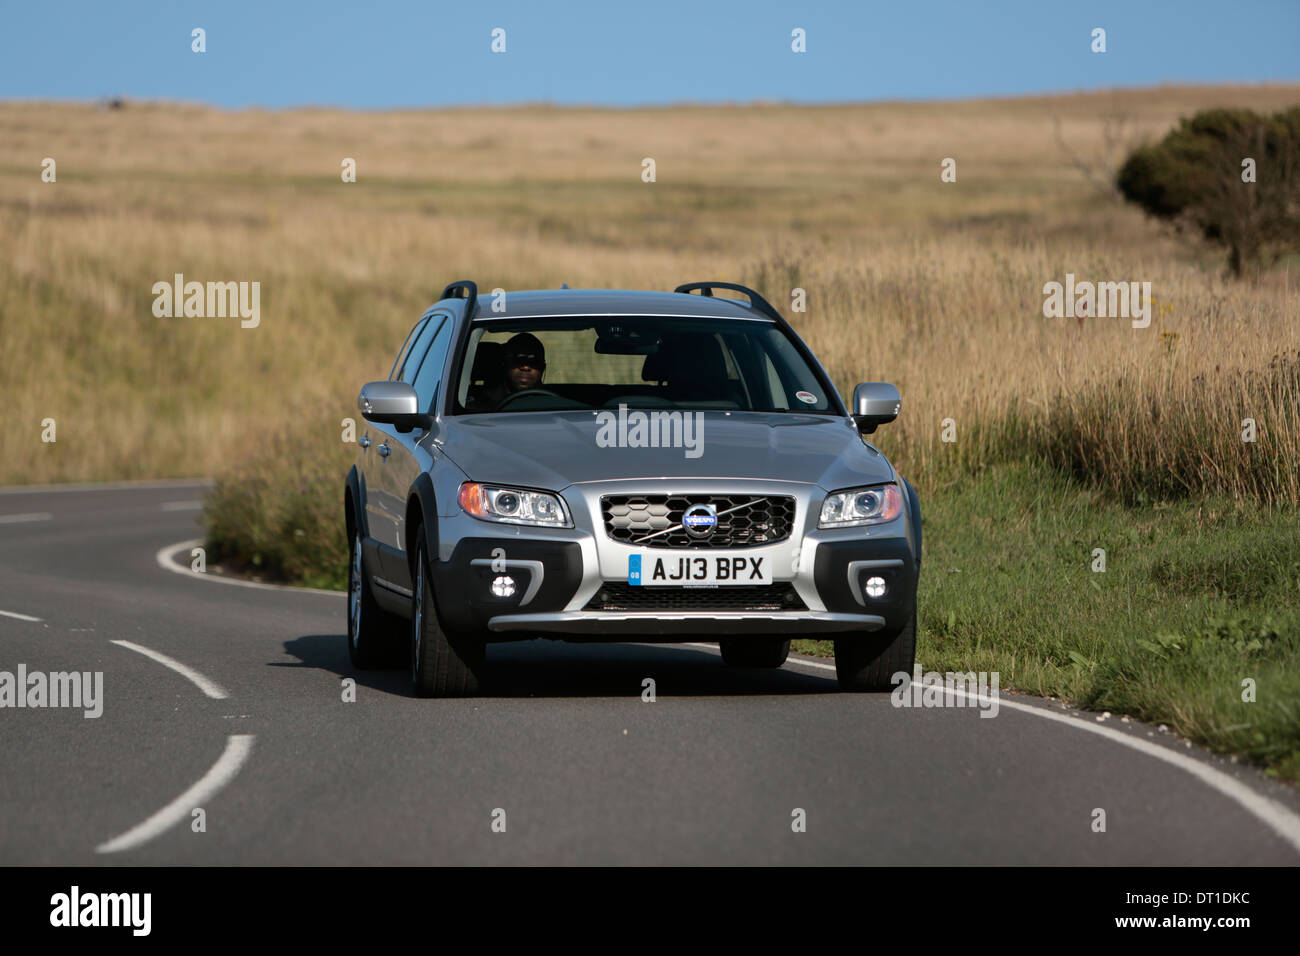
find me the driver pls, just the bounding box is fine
[503,332,546,393]
[477,332,546,407]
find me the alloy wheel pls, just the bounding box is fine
[349,532,362,648]
[411,552,425,681]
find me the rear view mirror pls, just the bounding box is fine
[852,382,901,435]
[358,381,430,432]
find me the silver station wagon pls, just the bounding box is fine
[345,281,921,696]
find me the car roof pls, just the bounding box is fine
[456,289,773,322]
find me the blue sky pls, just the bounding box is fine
[1,1,1297,108]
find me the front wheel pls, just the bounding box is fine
[411,527,484,697]
[347,529,396,669]
[834,609,916,692]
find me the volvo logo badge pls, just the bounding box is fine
[682,503,718,538]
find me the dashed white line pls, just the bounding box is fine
[0,512,52,524]
[109,639,229,699]
[0,609,43,623]
[96,734,255,854]
[159,500,203,511]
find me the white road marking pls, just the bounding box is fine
[0,478,212,496]
[724,644,1300,857]
[0,512,52,524]
[155,538,344,597]
[96,735,254,854]
[160,500,203,511]
[0,609,43,622]
[110,639,229,699]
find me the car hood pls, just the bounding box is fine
[437,410,896,491]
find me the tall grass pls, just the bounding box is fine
[743,236,1299,504]
[1026,349,1300,504]
[1,87,1297,501]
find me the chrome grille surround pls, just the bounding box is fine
[601,494,796,549]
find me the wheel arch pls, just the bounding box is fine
[901,475,922,568]
[345,465,366,540]
[406,472,439,580]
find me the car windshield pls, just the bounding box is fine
[451,316,838,415]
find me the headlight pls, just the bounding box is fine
[458,482,571,528]
[818,484,903,528]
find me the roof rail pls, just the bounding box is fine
[673,281,786,325]
[440,280,478,318]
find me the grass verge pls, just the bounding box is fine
[795,461,1300,781]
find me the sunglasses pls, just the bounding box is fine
[507,353,543,367]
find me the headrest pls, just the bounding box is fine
[641,341,670,382]
[471,341,504,382]
[666,332,727,383]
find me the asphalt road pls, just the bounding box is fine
[2,481,1298,865]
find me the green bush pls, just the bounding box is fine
[1117,107,1300,275]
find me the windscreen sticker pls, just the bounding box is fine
[795,390,818,405]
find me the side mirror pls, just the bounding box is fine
[852,382,901,435]
[358,381,431,433]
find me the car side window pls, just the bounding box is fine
[392,317,434,385]
[389,317,429,381]
[399,315,442,385]
[412,317,453,412]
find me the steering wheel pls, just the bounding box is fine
[495,388,563,410]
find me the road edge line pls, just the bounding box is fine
[0,478,213,495]
[758,645,1300,857]
[156,538,344,597]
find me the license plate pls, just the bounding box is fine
[628,553,772,586]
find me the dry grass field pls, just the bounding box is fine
[2,84,1298,495]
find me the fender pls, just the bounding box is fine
[901,476,922,568]
[406,471,439,584]
[344,465,368,540]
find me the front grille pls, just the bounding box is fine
[583,583,807,612]
[601,494,796,549]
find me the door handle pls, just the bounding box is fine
[359,435,372,450]
[377,442,390,458]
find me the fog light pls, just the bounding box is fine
[864,576,887,599]
[491,575,516,598]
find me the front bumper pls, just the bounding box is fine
[430,478,918,639]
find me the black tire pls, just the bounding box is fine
[719,637,790,668]
[834,608,916,692]
[411,526,483,697]
[346,528,398,669]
